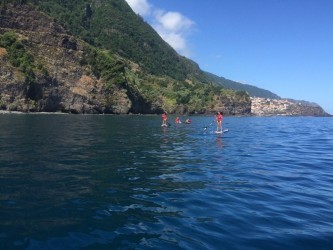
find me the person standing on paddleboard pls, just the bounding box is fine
[216,111,223,132]
[162,112,167,126]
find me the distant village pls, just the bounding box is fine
[250,97,327,116]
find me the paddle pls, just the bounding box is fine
[203,121,214,130]
[161,122,171,127]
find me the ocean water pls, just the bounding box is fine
[0,114,333,249]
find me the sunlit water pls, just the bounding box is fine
[1,114,333,249]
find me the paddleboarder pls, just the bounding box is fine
[216,111,223,132]
[162,112,167,126]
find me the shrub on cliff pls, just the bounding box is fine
[0,32,36,85]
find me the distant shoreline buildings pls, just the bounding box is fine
[251,97,329,116]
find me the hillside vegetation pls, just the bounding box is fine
[2,0,325,116]
[204,72,280,99]
[33,0,206,82]
[0,0,255,114]
[29,0,278,99]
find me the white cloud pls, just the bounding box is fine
[125,0,195,57]
[152,10,194,56]
[159,31,186,51]
[155,11,194,33]
[125,0,151,16]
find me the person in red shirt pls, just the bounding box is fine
[161,112,167,126]
[175,117,181,124]
[216,111,223,132]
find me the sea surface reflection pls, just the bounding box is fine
[1,115,333,249]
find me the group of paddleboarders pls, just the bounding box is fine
[161,111,223,132]
[175,116,191,124]
[161,112,192,126]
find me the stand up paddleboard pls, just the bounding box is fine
[215,129,229,134]
[161,124,168,127]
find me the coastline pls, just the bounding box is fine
[0,110,331,117]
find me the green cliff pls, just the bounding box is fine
[0,0,328,116]
[0,1,251,114]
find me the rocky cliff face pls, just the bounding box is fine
[0,3,251,115]
[213,94,251,116]
[0,4,253,115]
[0,4,136,114]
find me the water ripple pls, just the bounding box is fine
[1,115,333,249]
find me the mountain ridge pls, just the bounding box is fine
[31,0,281,98]
[0,0,329,116]
[204,71,280,99]
[0,2,252,114]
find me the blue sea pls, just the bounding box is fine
[1,114,333,249]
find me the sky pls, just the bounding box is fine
[125,0,333,114]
